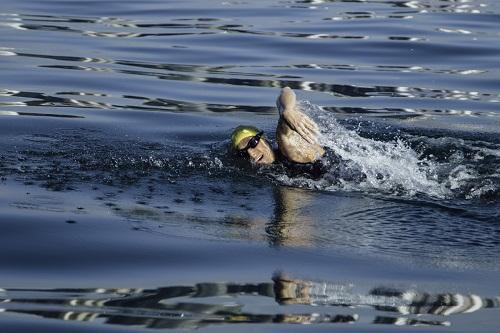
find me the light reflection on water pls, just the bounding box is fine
[1,273,499,329]
[2,1,500,120]
[1,1,500,332]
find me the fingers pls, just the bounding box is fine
[302,115,319,134]
[296,123,318,144]
[296,114,320,144]
[292,111,318,132]
[283,109,321,144]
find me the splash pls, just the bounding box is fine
[271,101,500,201]
[3,120,498,202]
[277,101,446,198]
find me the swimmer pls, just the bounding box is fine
[231,87,325,166]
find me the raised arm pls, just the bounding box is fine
[276,87,319,145]
[276,87,325,164]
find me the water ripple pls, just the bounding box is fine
[1,275,498,329]
[1,3,500,332]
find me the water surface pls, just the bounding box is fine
[1,0,499,332]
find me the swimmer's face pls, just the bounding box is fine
[237,135,276,165]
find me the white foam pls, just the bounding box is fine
[300,101,448,198]
[266,100,500,200]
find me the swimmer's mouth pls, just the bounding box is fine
[256,154,264,163]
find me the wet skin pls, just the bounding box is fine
[237,135,276,165]
[276,87,325,164]
[235,87,324,165]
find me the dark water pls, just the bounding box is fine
[1,0,499,332]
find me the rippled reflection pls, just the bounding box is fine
[396,0,488,14]
[286,0,491,14]
[0,89,113,110]
[1,13,214,38]
[1,273,498,329]
[1,0,499,122]
[0,110,83,118]
[1,52,498,118]
[1,41,498,114]
[1,2,500,333]
[1,11,401,41]
[2,87,497,119]
[1,13,367,39]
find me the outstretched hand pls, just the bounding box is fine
[283,108,320,145]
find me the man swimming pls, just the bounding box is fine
[231,87,325,166]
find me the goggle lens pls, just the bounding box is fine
[238,131,264,155]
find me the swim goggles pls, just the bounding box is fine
[237,131,264,156]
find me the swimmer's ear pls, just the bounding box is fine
[277,87,296,113]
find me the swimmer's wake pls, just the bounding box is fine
[269,100,498,201]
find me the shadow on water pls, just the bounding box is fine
[1,273,499,330]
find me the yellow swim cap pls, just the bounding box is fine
[231,125,261,149]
